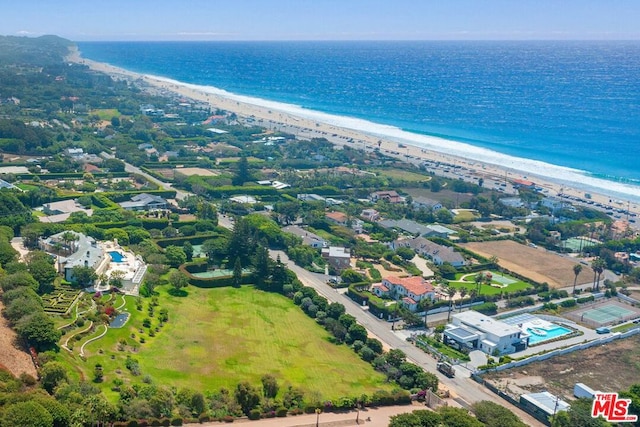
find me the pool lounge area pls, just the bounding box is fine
[502,313,573,345]
[108,250,126,263]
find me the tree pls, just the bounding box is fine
[16,312,61,351]
[4,296,43,324]
[446,286,457,322]
[202,237,228,262]
[420,298,433,329]
[261,374,279,399]
[183,241,194,262]
[27,250,57,291]
[471,401,527,427]
[109,270,125,288]
[235,382,262,415]
[0,271,39,292]
[169,270,189,292]
[437,406,484,427]
[232,258,243,288]
[592,258,606,292]
[0,239,18,267]
[572,263,583,295]
[1,401,54,427]
[40,362,69,394]
[253,244,272,289]
[165,245,187,268]
[396,246,415,261]
[71,266,97,287]
[459,288,467,312]
[232,155,252,186]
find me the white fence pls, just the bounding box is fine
[476,327,640,374]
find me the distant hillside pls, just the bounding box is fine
[0,35,73,65]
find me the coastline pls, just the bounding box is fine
[67,47,640,215]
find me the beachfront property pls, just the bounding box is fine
[321,246,351,271]
[391,236,466,267]
[443,311,528,355]
[282,225,327,248]
[119,193,168,211]
[372,275,435,311]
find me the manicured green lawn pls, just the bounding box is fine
[61,285,390,400]
[447,271,532,295]
[372,168,431,182]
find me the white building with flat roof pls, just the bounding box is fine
[444,311,528,355]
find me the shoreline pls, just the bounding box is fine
[67,47,640,216]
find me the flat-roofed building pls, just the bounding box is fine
[444,311,528,355]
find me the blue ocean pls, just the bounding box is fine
[77,41,640,199]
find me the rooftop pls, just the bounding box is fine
[384,275,434,295]
[521,392,570,416]
[453,311,522,338]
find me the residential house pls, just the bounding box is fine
[379,219,431,236]
[40,231,108,283]
[443,311,528,355]
[297,193,326,203]
[411,196,443,211]
[370,190,404,204]
[372,275,435,311]
[321,246,351,271]
[119,193,168,211]
[392,237,466,267]
[423,224,457,239]
[41,199,93,223]
[499,197,525,208]
[283,225,327,249]
[65,147,84,159]
[0,179,18,190]
[360,208,380,222]
[325,211,348,226]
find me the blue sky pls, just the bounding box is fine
[2,0,639,41]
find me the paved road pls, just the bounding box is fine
[270,250,543,426]
[108,155,541,425]
[100,152,189,200]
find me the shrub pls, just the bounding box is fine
[276,407,288,417]
[170,418,182,426]
[198,414,210,423]
[560,299,577,308]
[248,409,261,420]
[222,415,234,423]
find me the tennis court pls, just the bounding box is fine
[567,300,640,327]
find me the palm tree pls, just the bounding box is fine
[60,231,79,255]
[459,288,468,312]
[446,287,457,322]
[474,273,483,295]
[420,298,433,330]
[592,258,606,292]
[572,264,583,295]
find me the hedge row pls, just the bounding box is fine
[178,262,255,288]
[154,232,225,248]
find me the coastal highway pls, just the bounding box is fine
[269,249,543,426]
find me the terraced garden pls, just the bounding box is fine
[42,286,81,314]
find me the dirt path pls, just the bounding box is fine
[0,301,37,378]
[193,404,427,427]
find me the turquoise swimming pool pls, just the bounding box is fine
[109,251,126,263]
[527,325,572,345]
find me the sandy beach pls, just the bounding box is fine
[67,47,640,218]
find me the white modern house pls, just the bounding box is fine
[443,311,528,355]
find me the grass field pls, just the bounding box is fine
[447,271,532,295]
[61,286,390,400]
[371,168,431,182]
[90,108,120,120]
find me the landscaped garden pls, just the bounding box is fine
[61,285,391,401]
[447,271,532,296]
[41,286,81,314]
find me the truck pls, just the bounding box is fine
[437,361,455,378]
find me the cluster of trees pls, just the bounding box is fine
[389,400,527,427]
[0,226,60,352]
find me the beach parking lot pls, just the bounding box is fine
[462,240,594,288]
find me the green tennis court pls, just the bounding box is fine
[580,304,636,324]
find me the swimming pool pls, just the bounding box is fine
[526,325,572,345]
[109,251,126,263]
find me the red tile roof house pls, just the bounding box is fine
[325,211,349,226]
[370,190,404,204]
[372,275,435,312]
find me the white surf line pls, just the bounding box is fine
[80,325,108,357]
